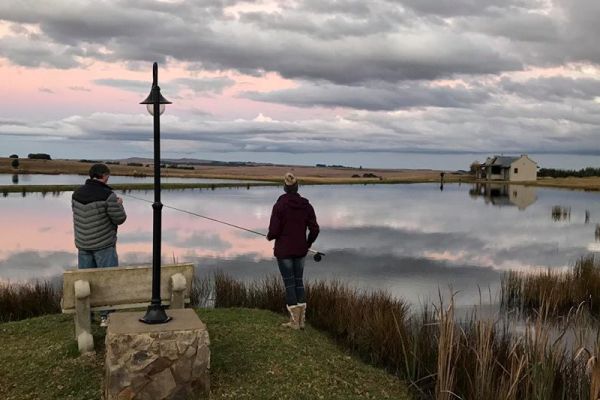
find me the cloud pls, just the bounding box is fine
[93,76,235,95]
[38,87,54,94]
[0,0,522,83]
[0,104,599,155]
[242,81,490,111]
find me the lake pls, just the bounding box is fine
[0,174,262,185]
[1,182,599,307]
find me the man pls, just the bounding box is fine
[267,172,319,330]
[72,163,127,326]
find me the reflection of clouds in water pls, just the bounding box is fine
[192,250,502,306]
[2,183,600,305]
[0,250,76,282]
[320,226,588,271]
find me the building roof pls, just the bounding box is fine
[483,156,520,168]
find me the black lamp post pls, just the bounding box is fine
[140,62,172,324]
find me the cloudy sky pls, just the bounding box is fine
[1,0,599,168]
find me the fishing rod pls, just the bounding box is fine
[120,192,326,262]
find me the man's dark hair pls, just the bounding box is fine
[89,163,111,179]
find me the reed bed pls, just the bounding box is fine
[0,281,61,322]
[213,273,599,400]
[501,256,600,316]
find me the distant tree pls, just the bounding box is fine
[469,161,480,176]
[28,153,52,160]
[9,154,18,158]
[11,158,19,169]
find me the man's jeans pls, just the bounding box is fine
[78,246,119,269]
[78,246,118,318]
[277,257,306,306]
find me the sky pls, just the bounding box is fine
[0,0,599,169]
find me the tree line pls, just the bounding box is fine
[538,167,600,178]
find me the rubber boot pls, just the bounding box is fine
[297,303,306,329]
[281,305,301,330]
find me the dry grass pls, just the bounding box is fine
[0,157,455,184]
[501,256,600,316]
[213,273,599,400]
[0,281,61,322]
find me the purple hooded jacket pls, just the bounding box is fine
[267,193,319,258]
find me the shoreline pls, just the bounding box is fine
[1,158,598,192]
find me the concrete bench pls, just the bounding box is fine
[62,263,194,353]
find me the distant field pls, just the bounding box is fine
[0,157,450,183]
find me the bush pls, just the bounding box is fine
[9,154,18,158]
[126,162,143,167]
[11,159,19,169]
[27,153,51,160]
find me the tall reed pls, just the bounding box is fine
[0,281,61,322]
[501,255,600,316]
[213,272,598,400]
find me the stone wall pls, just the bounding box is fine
[105,310,210,400]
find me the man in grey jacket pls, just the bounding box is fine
[72,163,127,269]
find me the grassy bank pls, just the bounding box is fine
[3,272,600,399]
[213,273,599,400]
[0,308,410,400]
[501,255,600,316]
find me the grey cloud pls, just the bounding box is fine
[1,106,599,155]
[399,0,535,17]
[242,81,490,111]
[94,77,234,95]
[38,87,54,94]
[170,77,235,94]
[500,76,600,102]
[0,0,522,83]
[93,79,149,92]
[0,35,81,68]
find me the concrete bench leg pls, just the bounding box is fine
[74,280,94,353]
[170,273,187,309]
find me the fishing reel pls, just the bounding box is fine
[313,252,324,262]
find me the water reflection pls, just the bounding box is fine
[551,206,572,222]
[469,183,537,210]
[11,174,18,184]
[1,183,599,306]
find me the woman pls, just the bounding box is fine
[267,173,320,329]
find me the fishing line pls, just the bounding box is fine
[120,192,325,262]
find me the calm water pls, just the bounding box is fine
[1,183,599,306]
[0,174,262,185]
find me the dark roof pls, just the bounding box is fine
[483,156,520,167]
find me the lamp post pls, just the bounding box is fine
[140,62,172,324]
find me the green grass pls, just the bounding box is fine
[0,308,410,400]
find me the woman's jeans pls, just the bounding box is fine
[277,257,306,306]
[78,246,119,318]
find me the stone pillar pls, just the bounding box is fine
[104,309,210,400]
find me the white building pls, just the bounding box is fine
[475,155,537,182]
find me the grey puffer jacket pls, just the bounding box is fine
[72,179,127,250]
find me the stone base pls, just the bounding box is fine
[104,309,210,400]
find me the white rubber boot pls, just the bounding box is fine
[281,305,301,330]
[297,303,306,329]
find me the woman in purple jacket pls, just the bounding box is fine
[267,173,320,330]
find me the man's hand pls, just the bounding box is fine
[116,197,123,205]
